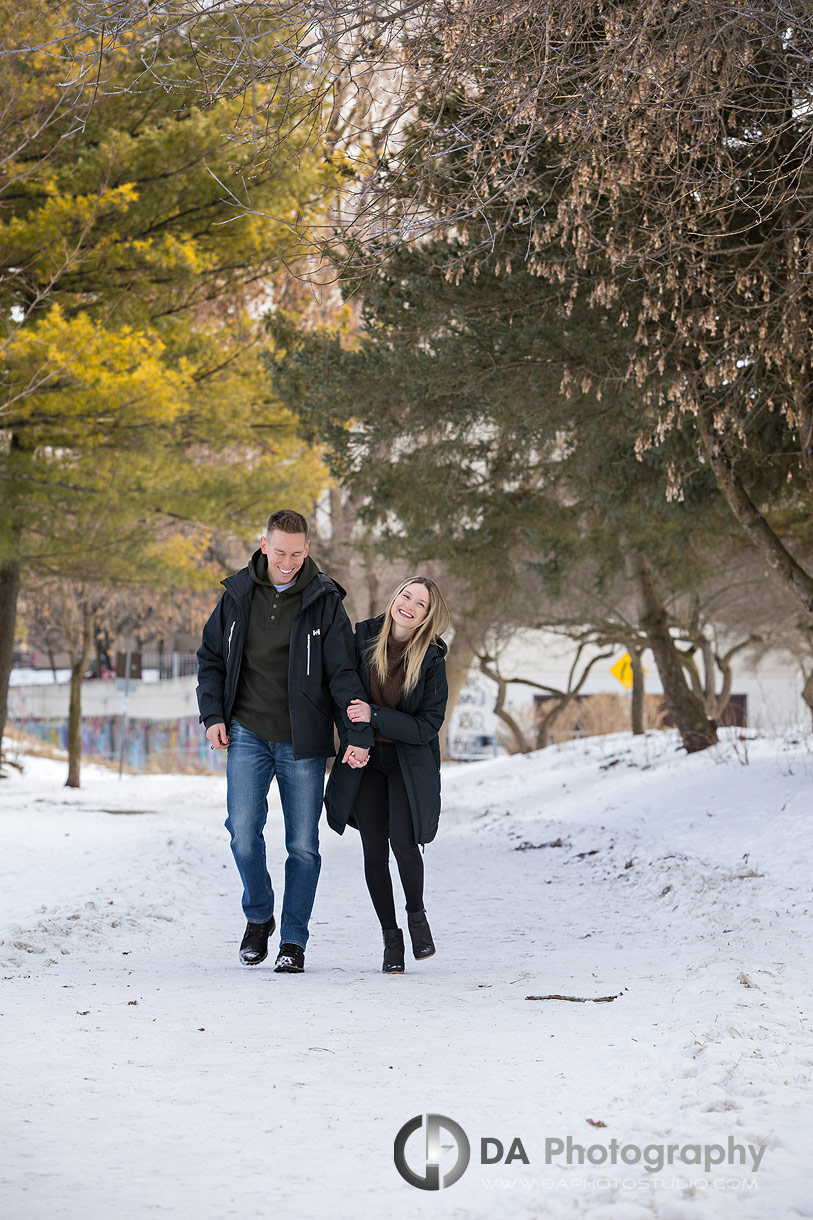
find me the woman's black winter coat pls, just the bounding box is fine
[324,615,449,846]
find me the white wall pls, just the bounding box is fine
[447,629,809,752]
[8,676,200,723]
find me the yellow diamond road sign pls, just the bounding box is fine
[610,653,635,690]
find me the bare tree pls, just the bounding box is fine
[19,576,215,786]
[479,631,615,751]
[12,2,813,720]
[21,579,113,787]
[52,1,813,619]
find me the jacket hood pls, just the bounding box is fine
[222,552,345,605]
[309,570,347,603]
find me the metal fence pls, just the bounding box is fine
[140,652,199,681]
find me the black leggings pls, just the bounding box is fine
[353,742,424,930]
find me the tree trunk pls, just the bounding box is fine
[0,555,21,765]
[629,645,645,735]
[66,661,84,788]
[65,596,94,788]
[707,645,737,723]
[630,554,718,753]
[1,442,24,767]
[698,404,813,615]
[325,485,360,624]
[802,670,813,729]
[479,656,533,753]
[537,695,573,748]
[441,639,476,758]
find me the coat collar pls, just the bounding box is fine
[222,560,345,607]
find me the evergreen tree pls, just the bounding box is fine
[269,244,751,750]
[0,13,334,764]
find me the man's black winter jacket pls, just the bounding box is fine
[196,554,373,760]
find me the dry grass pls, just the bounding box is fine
[3,726,70,766]
[497,694,671,753]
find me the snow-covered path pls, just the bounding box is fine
[1,731,811,1220]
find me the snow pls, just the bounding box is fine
[1,729,811,1220]
[8,667,71,685]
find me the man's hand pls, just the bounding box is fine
[206,723,230,750]
[347,699,372,724]
[342,744,369,769]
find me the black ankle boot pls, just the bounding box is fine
[239,916,276,965]
[407,910,435,959]
[382,928,405,973]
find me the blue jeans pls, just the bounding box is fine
[225,720,326,948]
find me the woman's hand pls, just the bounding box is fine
[342,745,369,769]
[347,698,372,724]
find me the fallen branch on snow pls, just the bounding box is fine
[525,992,623,1003]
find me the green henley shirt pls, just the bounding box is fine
[230,552,319,742]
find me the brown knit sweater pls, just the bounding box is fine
[368,634,408,742]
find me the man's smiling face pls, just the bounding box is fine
[260,529,309,584]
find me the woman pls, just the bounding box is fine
[325,577,450,974]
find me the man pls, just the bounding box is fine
[196,508,372,972]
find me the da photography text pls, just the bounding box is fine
[393,1115,766,1191]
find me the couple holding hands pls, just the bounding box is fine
[196,509,449,975]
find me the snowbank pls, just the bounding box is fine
[1,730,811,1219]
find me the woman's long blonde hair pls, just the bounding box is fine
[368,576,451,696]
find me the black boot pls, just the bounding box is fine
[239,916,276,965]
[274,942,305,973]
[382,928,405,974]
[407,910,435,959]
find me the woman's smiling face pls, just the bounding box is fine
[390,583,430,635]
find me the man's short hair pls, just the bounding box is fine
[265,509,309,538]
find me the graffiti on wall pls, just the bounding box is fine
[11,715,224,772]
[446,672,502,760]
